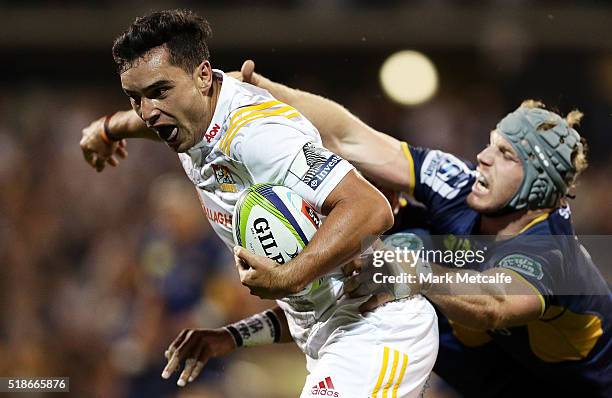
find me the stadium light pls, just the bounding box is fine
[379,50,438,106]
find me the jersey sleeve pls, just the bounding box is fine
[233,122,354,212]
[488,238,565,316]
[402,143,476,223]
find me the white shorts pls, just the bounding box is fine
[299,296,438,398]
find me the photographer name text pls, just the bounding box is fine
[373,272,512,284]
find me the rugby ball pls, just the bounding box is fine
[232,184,321,296]
[233,184,321,269]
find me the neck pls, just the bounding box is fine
[479,208,549,238]
[199,76,222,141]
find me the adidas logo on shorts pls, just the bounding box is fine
[311,376,340,397]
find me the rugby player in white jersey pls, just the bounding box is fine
[80,10,438,397]
[233,61,612,398]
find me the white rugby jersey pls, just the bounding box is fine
[178,71,365,355]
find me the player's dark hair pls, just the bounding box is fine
[112,9,212,73]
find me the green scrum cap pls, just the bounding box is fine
[496,105,582,210]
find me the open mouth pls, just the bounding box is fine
[473,172,490,194]
[154,125,179,142]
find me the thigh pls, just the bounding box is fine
[372,297,439,398]
[300,297,438,398]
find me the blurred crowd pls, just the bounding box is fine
[1,4,611,397]
[0,90,307,396]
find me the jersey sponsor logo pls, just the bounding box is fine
[499,254,544,280]
[558,205,571,219]
[302,200,322,228]
[290,142,341,190]
[310,376,339,397]
[211,164,238,192]
[204,207,232,228]
[308,155,341,189]
[252,218,286,264]
[421,150,474,199]
[205,123,221,143]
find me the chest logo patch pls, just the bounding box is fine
[212,164,237,192]
[498,254,544,280]
[421,150,474,199]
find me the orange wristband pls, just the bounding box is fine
[99,114,117,144]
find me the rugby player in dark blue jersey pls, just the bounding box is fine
[232,61,611,397]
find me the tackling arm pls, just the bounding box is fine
[425,265,544,330]
[234,61,412,191]
[350,248,544,330]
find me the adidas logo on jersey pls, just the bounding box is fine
[311,376,340,397]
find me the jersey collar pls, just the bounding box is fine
[187,69,236,162]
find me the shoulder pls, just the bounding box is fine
[419,149,476,180]
[415,148,477,199]
[220,102,317,159]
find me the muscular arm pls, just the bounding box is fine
[288,171,394,292]
[237,170,394,297]
[243,71,412,191]
[105,109,159,140]
[425,265,544,330]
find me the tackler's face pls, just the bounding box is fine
[467,130,524,214]
[120,46,212,153]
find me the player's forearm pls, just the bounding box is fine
[255,77,350,149]
[425,265,531,330]
[224,306,294,347]
[259,77,411,191]
[428,294,505,331]
[106,109,160,141]
[286,180,394,292]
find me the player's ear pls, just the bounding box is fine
[194,60,213,92]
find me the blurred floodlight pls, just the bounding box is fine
[379,50,438,106]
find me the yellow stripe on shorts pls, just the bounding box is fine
[382,349,399,398]
[373,347,409,398]
[392,353,409,398]
[372,347,390,397]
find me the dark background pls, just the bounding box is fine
[1,1,610,397]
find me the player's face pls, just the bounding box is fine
[467,130,524,214]
[120,46,212,153]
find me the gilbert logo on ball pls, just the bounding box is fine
[233,183,320,275]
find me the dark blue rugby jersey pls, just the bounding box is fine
[400,142,612,396]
